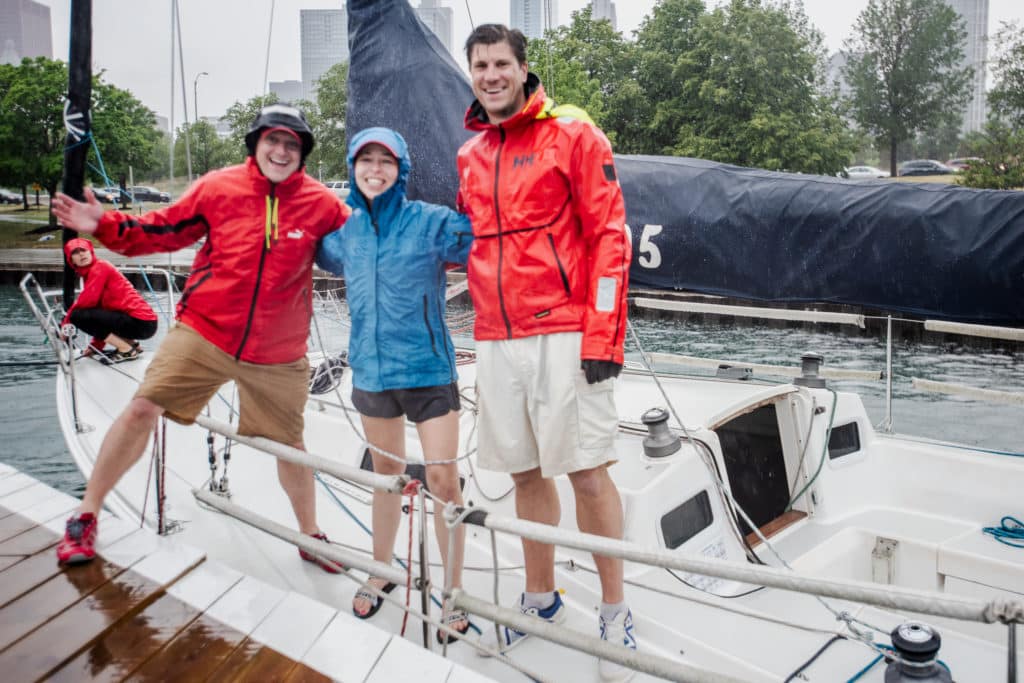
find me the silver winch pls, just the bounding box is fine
[792,351,826,388]
[641,407,681,459]
[884,621,951,683]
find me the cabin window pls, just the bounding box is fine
[660,490,713,550]
[828,422,861,460]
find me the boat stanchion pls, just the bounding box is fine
[1010,622,1017,683]
[884,621,952,683]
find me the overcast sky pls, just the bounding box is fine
[35,0,1024,122]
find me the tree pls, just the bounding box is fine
[0,57,67,210]
[90,79,161,188]
[0,58,162,217]
[958,23,1024,190]
[310,61,348,180]
[634,0,853,173]
[174,120,235,176]
[843,0,972,176]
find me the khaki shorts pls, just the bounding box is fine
[475,332,618,478]
[135,323,310,445]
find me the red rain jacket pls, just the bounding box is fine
[61,237,158,349]
[93,158,349,363]
[457,77,631,363]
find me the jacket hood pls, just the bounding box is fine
[464,72,545,132]
[346,127,411,216]
[64,237,96,276]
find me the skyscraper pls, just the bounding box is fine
[591,0,617,32]
[416,0,454,55]
[0,0,52,65]
[510,0,559,40]
[945,0,989,133]
[300,7,349,102]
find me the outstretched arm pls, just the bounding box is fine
[52,189,105,234]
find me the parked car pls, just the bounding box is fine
[946,157,984,171]
[90,187,119,204]
[898,160,956,177]
[0,188,21,204]
[132,185,171,203]
[323,179,349,199]
[844,165,890,179]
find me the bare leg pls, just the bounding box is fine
[104,333,133,353]
[79,397,163,515]
[510,467,561,593]
[567,466,624,604]
[277,445,319,536]
[354,414,406,616]
[417,410,466,626]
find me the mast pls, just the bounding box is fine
[60,0,92,306]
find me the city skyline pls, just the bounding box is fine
[0,0,52,65]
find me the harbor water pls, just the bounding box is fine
[0,283,1021,499]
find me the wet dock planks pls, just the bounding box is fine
[0,463,489,682]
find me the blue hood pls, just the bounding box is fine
[346,127,412,216]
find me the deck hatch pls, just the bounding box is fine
[827,422,861,460]
[660,490,713,550]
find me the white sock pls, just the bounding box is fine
[523,590,555,610]
[600,601,627,621]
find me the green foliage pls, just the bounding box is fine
[173,120,236,176]
[619,0,853,173]
[988,22,1024,129]
[957,123,1024,190]
[0,57,68,204]
[310,61,348,180]
[0,57,161,214]
[842,0,972,176]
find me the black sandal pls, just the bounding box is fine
[352,579,397,619]
[436,609,472,644]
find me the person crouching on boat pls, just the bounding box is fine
[61,237,157,363]
[49,103,351,571]
[315,127,473,642]
[457,24,636,680]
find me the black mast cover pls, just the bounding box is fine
[346,0,1024,324]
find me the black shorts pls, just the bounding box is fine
[351,382,460,423]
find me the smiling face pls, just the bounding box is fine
[255,129,302,183]
[70,247,92,268]
[353,143,399,203]
[469,40,529,126]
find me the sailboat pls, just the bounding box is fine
[18,0,1024,681]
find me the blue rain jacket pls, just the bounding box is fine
[316,127,473,392]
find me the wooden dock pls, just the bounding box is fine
[0,463,491,682]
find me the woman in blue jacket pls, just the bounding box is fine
[317,128,473,642]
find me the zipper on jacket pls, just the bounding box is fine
[236,186,273,359]
[493,127,513,338]
[422,295,439,357]
[546,234,571,295]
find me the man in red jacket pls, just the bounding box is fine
[456,24,636,680]
[51,104,350,572]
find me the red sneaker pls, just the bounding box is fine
[57,513,98,565]
[299,531,343,574]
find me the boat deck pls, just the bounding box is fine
[0,462,491,682]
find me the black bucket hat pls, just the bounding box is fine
[244,103,315,163]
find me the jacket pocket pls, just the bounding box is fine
[422,295,439,357]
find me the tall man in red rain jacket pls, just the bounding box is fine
[456,24,636,681]
[51,104,350,571]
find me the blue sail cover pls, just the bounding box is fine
[347,0,1024,324]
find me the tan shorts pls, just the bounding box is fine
[475,332,618,478]
[135,323,310,445]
